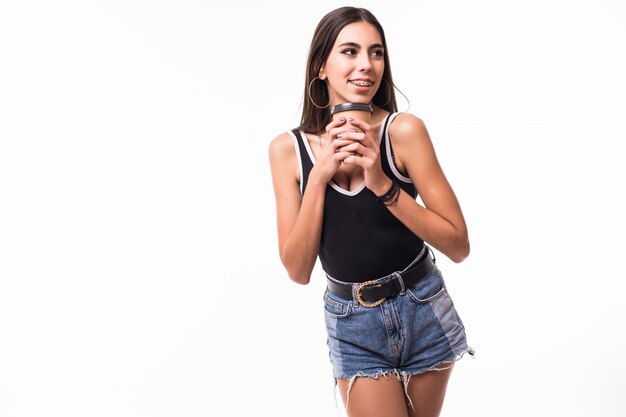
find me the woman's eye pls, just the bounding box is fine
[371,49,384,57]
[341,48,357,55]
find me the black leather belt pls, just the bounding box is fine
[326,253,435,307]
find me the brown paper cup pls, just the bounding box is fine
[330,103,372,132]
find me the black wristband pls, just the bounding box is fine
[383,187,400,206]
[376,181,399,203]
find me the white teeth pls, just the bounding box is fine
[350,80,373,87]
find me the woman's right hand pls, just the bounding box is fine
[311,116,355,183]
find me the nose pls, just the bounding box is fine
[357,52,372,72]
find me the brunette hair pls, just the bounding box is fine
[298,7,398,133]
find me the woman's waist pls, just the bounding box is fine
[319,241,425,283]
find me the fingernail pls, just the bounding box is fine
[350,128,357,132]
[339,117,346,122]
[348,117,354,121]
[337,134,343,138]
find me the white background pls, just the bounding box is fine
[1,0,625,416]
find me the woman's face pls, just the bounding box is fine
[320,21,385,107]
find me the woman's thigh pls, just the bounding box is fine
[406,364,454,417]
[337,376,409,417]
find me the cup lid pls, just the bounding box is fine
[330,102,373,116]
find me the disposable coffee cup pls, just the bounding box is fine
[330,102,373,132]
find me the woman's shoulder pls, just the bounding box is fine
[389,112,426,133]
[268,130,297,163]
[388,112,429,145]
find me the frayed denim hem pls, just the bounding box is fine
[332,346,475,411]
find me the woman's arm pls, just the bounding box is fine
[268,133,325,284]
[269,118,385,282]
[385,113,470,262]
[343,113,469,263]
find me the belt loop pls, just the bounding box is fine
[393,271,405,295]
[427,245,436,263]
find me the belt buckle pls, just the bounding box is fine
[355,280,385,308]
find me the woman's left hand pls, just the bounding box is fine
[338,117,391,196]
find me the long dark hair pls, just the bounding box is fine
[298,7,398,133]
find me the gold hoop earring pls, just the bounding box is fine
[308,77,331,109]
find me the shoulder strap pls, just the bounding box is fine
[290,129,314,194]
[380,113,412,183]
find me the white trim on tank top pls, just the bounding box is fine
[384,112,413,183]
[287,130,305,195]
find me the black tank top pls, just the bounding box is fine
[290,113,425,283]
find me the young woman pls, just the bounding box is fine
[269,7,473,417]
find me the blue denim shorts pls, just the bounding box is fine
[324,264,473,381]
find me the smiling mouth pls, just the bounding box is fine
[349,80,374,87]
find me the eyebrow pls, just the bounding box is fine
[338,42,384,50]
